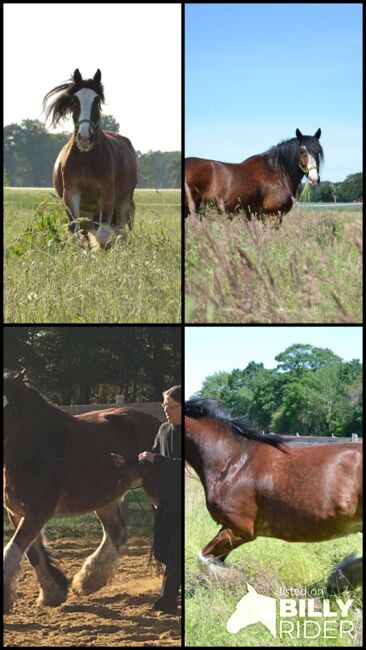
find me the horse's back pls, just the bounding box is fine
[74,406,159,429]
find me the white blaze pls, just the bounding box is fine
[307,152,319,185]
[74,88,98,139]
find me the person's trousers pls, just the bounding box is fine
[159,558,181,606]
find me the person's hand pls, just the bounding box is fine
[111,453,125,468]
[138,451,155,463]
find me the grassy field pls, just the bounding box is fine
[185,205,362,323]
[4,188,181,323]
[185,474,362,647]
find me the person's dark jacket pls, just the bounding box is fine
[151,423,181,511]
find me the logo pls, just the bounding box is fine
[227,584,277,637]
[226,583,355,640]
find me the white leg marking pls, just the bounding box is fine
[72,529,125,595]
[4,540,23,582]
[96,223,112,247]
[4,540,24,612]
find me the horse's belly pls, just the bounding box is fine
[256,512,362,543]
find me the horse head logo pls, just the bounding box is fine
[227,583,277,638]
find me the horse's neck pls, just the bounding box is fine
[186,423,242,486]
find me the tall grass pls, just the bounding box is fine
[185,206,362,323]
[4,188,181,323]
[185,474,362,647]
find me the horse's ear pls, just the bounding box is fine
[94,69,102,83]
[246,583,256,594]
[295,128,303,142]
[314,128,321,139]
[73,69,82,83]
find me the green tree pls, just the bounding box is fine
[275,344,341,375]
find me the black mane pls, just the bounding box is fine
[265,133,324,194]
[43,69,105,127]
[185,398,287,449]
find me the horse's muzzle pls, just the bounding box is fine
[76,132,95,152]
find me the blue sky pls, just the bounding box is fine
[185,3,362,182]
[185,326,363,398]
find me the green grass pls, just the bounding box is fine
[185,474,363,647]
[185,205,362,323]
[4,188,181,323]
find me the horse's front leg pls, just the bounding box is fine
[90,195,115,249]
[63,190,81,234]
[6,510,69,610]
[198,526,247,576]
[4,512,54,614]
[72,495,128,595]
[115,195,135,242]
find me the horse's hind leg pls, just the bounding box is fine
[26,532,69,607]
[326,554,363,593]
[72,495,128,595]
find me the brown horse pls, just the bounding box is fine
[3,369,161,614]
[185,399,362,590]
[185,129,323,223]
[43,69,137,248]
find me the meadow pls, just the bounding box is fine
[185,473,362,647]
[4,188,181,323]
[185,205,362,324]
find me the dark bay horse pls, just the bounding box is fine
[185,398,362,590]
[3,369,161,614]
[185,129,323,224]
[43,69,137,249]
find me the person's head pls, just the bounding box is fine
[162,385,181,425]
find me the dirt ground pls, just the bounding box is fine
[4,536,181,647]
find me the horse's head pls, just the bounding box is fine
[296,128,323,185]
[43,68,105,152]
[70,69,104,152]
[3,369,31,440]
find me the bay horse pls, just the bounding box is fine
[3,369,161,614]
[185,398,362,591]
[185,129,323,224]
[43,69,137,248]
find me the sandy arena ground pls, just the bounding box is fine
[4,536,181,647]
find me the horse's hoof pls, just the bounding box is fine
[37,589,68,607]
[3,593,14,615]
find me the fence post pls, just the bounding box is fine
[351,433,358,442]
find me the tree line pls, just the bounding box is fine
[302,173,362,203]
[4,119,180,188]
[192,344,362,436]
[4,327,181,405]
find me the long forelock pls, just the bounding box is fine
[300,135,324,165]
[43,75,105,127]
